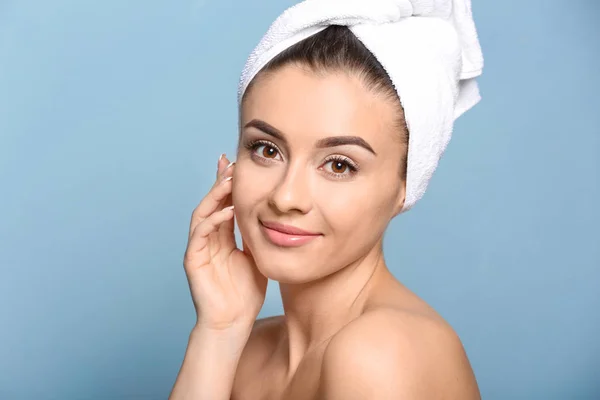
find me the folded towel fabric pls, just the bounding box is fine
[237,0,484,212]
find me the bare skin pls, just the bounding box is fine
[170,64,480,399]
[232,269,481,400]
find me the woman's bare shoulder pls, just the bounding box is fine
[318,307,480,399]
[242,315,284,360]
[231,316,285,398]
[251,315,285,343]
[236,316,283,370]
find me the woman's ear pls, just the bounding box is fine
[391,181,406,218]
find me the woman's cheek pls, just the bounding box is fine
[231,170,246,209]
[315,182,356,214]
[231,161,259,211]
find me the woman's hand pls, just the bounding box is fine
[183,155,268,332]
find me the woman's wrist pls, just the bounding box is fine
[193,318,255,337]
[190,323,253,356]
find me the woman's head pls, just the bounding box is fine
[232,25,409,283]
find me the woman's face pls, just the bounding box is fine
[233,64,406,283]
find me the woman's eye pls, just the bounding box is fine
[254,144,281,160]
[327,160,348,174]
[322,158,357,178]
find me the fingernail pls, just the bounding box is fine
[223,205,235,211]
[219,153,225,162]
[225,161,235,170]
[221,176,233,184]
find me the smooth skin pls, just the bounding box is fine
[170,64,480,400]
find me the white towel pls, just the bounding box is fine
[237,0,484,212]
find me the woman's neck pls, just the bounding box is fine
[276,241,391,377]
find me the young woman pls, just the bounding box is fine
[170,19,481,400]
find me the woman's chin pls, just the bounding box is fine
[253,256,307,283]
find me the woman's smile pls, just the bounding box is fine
[259,219,322,248]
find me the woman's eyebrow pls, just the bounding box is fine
[244,118,376,155]
[315,136,376,155]
[244,119,286,142]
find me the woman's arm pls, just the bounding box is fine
[170,154,267,399]
[169,325,252,400]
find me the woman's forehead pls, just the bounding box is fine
[241,65,399,149]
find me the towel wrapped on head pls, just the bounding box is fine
[237,0,484,212]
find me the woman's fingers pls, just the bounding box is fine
[189,174,233,238]
[185,205,236,268]
[214,155,236,248]
[217,153,230,179]
[218,192,236,247]
[189,157,234,236]
[194,205,236,238]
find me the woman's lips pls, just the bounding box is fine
[259,220,321,247]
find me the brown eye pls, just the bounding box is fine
[262,146,278,159]
[249,141,283,162]
[322,156,359,179]
[331,161,347,174]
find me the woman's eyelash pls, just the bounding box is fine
[244,139,282,158]
[325,155,359,172]
[244,139,359,177]
[245,139,278,152]
[244,140,274,150]
[323,155,360,178]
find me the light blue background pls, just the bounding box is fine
[1,0,598,399]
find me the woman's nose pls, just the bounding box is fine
[267,164,312,215]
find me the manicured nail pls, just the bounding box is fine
[225,161,235,170]
[219,153,225,162]
[221,176,233,184]
[223,205,235,212]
